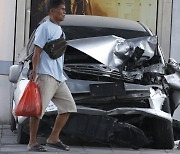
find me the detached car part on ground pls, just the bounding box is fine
[9,15,178,149]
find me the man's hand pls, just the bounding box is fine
[29,71,37,81]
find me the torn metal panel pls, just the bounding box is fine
[165,73,180,89]
[65,76,120,94]
[67,35,122,68]
[109,121,149,149]
[122,63,165,81]
[123,70,143,80]
[149,87,166,110]
[114,36,157,61]
[107,108,172,121]
[67,35,157,69]
[64,64,123,80]
[64,68,151,94]
[64,63,164,82]
[62,114,149,149]
[141,63,165,74]
[167,58,180,73]
[76,106,172,121]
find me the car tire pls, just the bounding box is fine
[153,119,174,149]
[17,123,29,144]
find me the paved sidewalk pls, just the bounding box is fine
[0,124,180,154]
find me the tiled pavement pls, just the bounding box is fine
[0,124,180,154]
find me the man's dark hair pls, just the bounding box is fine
[46,0,65,12]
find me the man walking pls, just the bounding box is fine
[28,0,77,152]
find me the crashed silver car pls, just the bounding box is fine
[9,15,179,149]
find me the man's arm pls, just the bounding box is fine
[29,46,42,81]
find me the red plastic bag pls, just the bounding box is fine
[14,81,42,117]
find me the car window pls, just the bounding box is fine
[62,26,150,40]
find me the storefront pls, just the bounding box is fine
[30,0,158,35]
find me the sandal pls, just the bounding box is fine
[47,140,70,151]
[28,144,47,152]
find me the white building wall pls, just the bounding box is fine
[170,0,180,62]
[15,0,31,61]
[157,0,172,61]
[15,0,26,60]
[0,0,16,124]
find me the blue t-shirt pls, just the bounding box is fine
[34,19,66,82]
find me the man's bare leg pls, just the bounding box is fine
[28,117,47,151]
[28,117,40,146]
[47,113,70,143]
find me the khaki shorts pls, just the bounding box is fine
[36,74,77,119]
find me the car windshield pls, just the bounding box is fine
[62,26,150,40]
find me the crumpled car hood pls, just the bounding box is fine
[67,35,157,69]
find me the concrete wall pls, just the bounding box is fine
[15,0,31,61]
[157,0,172,61]
[0,0,31,124]
[170,0,180,62]
[0,0,16,124]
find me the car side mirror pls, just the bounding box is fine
[9,63,23,83]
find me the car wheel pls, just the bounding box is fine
[17,123,29,144]
[153,119,174,149]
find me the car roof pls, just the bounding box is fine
[42,15,147,32]
[61,15,147,32]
